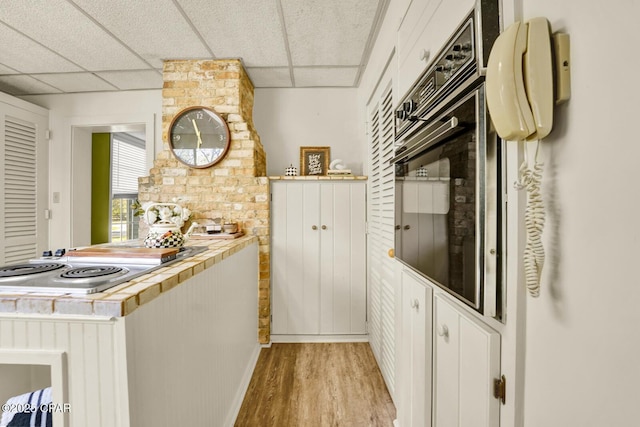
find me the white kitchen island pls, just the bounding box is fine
[0,236,260,427]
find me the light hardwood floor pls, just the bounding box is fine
[235,343,396,427]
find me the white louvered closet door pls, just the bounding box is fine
[366,65,396,396]
[0,97,49,264]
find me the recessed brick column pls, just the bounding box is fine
[138,59,271,343]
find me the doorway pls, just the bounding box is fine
[71,122,151,247]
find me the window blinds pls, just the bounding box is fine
[111,133,146,195]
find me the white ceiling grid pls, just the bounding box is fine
[0,0,388,96]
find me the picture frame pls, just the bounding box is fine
[300,146,330,176]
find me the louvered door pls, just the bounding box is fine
[366,69,396,396]
[0,97,49,264]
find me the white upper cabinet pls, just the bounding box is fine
[397,0,476,98]
[271,180,367,336]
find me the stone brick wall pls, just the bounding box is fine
[138,59,271,343]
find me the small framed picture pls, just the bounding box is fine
[300,146,330,176]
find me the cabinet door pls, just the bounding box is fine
[319,182,367,334]
[433,295,500,427]
[271,182,321,334]
[399,269,432,427]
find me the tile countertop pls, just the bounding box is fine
[268,175,367,180]
[0,236,259,318]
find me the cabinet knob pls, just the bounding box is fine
[404,225,411,230]
[437,324,449,339]
[321,225,327,230]
[312,225,318,230]
[411,299,420,309]
[388,248,395,258]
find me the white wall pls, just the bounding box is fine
[518,0,640,426]
[253,88,363,176]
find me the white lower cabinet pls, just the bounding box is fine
[271,180,367,336]
[396,272,501,427]
[433,294,501,427]
[398,269,433,427]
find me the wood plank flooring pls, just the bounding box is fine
[235,343,396,427]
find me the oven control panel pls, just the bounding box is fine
[396,16,476,139]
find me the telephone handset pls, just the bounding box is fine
[486,17,555,141]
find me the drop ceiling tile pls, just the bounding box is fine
[0,75,62,96]
[0,23,83,73]
[281,0,380,66]
[177,0,289,67]
[0,63,19,74]
[35,73,118,93]
[293,67,358,87]
[246,68,293,88]
[95,70,163,90]
[0,0,150,71]
[71,0,211,69]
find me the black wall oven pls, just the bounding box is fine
[392,3,503,319]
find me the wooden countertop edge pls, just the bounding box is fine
[0,236,259,318]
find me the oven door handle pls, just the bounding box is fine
[390,117,460,164]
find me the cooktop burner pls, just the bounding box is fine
[0,263,66,278]
[0,245,208,294]
[60,266,126,279]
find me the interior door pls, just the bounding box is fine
[366,59,397,395]
[0,97,49,264]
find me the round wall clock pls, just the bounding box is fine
[168,106,231,168]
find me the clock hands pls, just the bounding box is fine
[191,118,203,148]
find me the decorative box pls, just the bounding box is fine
[285,164,298,176]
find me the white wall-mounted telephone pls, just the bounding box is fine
[485,17,571,297]
[486,17,570,141]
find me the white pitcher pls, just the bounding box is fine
[143,203,198,248]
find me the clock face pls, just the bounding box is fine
[168,106,230,168]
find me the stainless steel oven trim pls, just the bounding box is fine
[479,83,499,317]
[390,117,460,164]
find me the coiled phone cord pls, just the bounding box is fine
[515,140,545,297]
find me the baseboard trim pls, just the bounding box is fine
[270,334,369,343]
[225,343,262,427]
